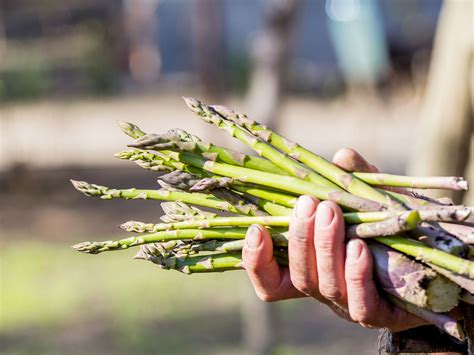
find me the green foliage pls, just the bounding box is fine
[0,62,50,101]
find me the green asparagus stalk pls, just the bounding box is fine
[119,216,291,233]
[207,101,396,205]
[155,150,388,212]
[117,147,473,253]
[117,146,474,223]
[159,201,217,222]
[70,180,263,216]
[127,128,287,176]
[352,172,468,191]
[230,184,297,207]
[120,121,469,193]
[119,213,420,241]
[376,235,474,278]
[209,103,448,210]
[182,97,344,190]
[135,247,244,274]
[77,212,428,255]
[73,228,251,254]
[118,119,464,213]
[346,211,420,239]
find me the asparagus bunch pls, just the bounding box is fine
[71,97,474,341]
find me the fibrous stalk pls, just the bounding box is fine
[73,228,251,254]
[346,211,421,239]
[376,235,474,278]
[70,180,262,216]
[208,100,396,206]
[136,247,244,274]
[352,172,468,191]
[157,150,388,212]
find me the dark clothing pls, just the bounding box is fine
[379,305,474,354]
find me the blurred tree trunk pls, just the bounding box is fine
[407,0,473,205]
[245,0,300,129]
[241,1,300,355]
[193,0,224,99]
[124,0,161,84]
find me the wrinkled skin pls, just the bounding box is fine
[242,148,426,332]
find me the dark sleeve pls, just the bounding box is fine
[378,304,474,354]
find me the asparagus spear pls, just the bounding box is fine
[155,150,388,212]
[352,172,468,191]
[182,98,347,189]
[135,246,244,274]
[73,228,251,254]
[70,180,262,216]
[411,222,469,257]
[78,212,424,255]
[117,146,474,224]
[119,214,419,238]
[119,216,291,233]
[120,120,469,192]
[346,211,420,239]
[159,201,217,222]
[376,235,474,278]
[207,101,395,205]
[127,129,287,176]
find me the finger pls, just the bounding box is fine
[288,195,320,298]
[344,239,425,329]
[314,201,347,305]
[243,224,303,301]
[332,148,408,195]
[332,148,379,173]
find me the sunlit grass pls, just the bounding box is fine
[1,240,245,331]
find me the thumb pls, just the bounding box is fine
[243,224,303,301]
[332,148,379,173]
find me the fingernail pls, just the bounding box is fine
[316,203,334,227]
[295,195,316,219]
[246,224,262,249]
[347,240,363,261]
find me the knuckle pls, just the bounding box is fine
[320,287,343,303]
[315,235,337,256]
[350,305,375,324]
[290,226,313,244]
[291,275,318,296]
[346,272,369,289]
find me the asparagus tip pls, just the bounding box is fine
[70,179,87,194]
[72,241,100,254]
[116,121,145,139]
[70,179,110,197]
[133,249,148,260]
[117,120,132,131]
[182,96,200,111]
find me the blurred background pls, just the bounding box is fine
[0,0,472,354]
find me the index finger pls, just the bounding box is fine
[332,148,408,195]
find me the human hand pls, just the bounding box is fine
[242,148,426,331]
